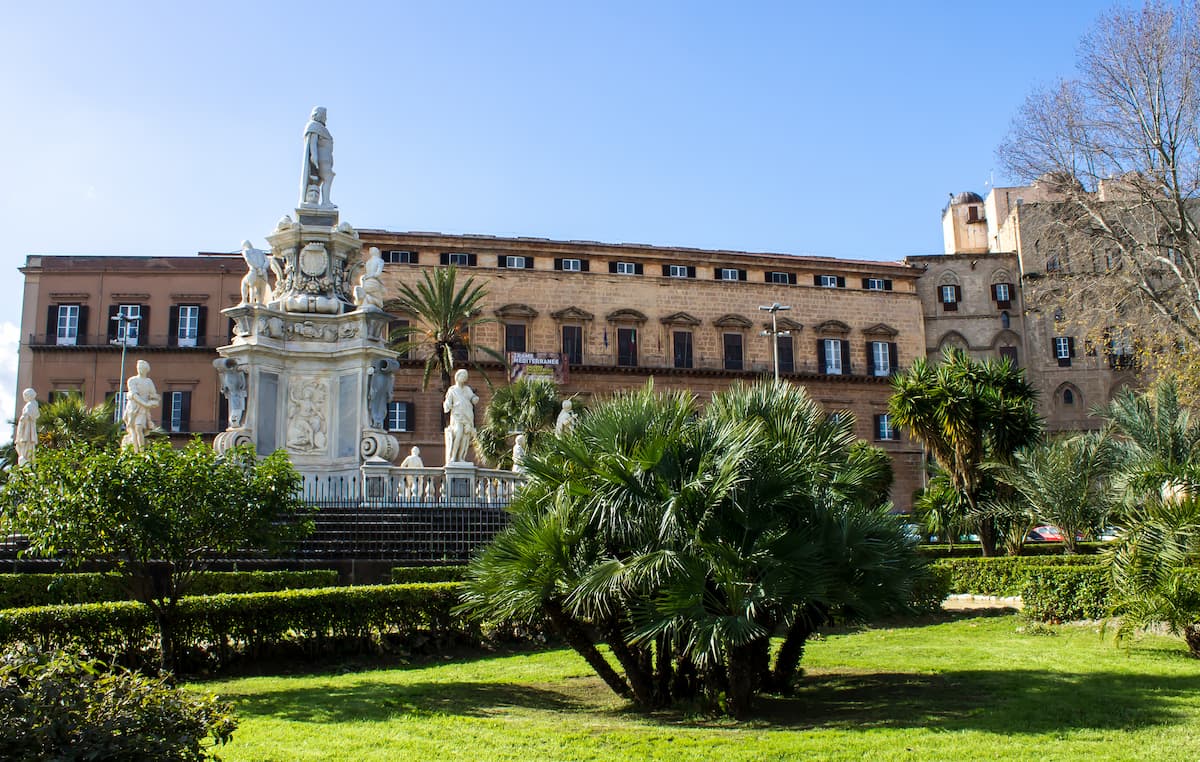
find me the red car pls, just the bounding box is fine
[1028,525,1065,542]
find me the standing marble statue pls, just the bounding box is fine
[14,388,39,466]
[511,433,527,473]
[240,241,272,306]
[214,358,248,428]
[121,360,160,452]
[367,358,401,429]
[443,368,479,464]
[555,399,576,435]
[300,106,335,207]
[354,247,387,310]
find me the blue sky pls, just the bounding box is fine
[0,0,1120,422]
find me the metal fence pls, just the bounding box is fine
[289,475,511,563]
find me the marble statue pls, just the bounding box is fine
[442,368,479,464]
[353,247,386,310]
[214,358,248,428]
[512,433,527,473]
[300,106,335,208]
[240,241,272,305]
[121,360,160,452]
[14,388,39,466]
[367,358,401,429]
[555,399,576,435]
[400,446,424,469]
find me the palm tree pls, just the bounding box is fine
[474,378,563,468]
[36,394,122,450]
[991,432,1114,554]
[888,348,1042,556]
[388,266,506,391]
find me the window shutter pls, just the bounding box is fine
[813,274,822,286]
[107,306,119,342]
[687,266,696,278]
[180,391,191,432]
[45,305,56,341]
[954,285,962,302]
[440,252,449,265]
[764,272,772,283]
[634,263,644,275]
[137,305,149,346]
[884,279,893,291]
[610,261,619,274]
[581,259,590,272]
[836,276,846,288]
[497,256,508,268]
[840,340,852,374]
[865,342,875,375]
[1068,336,1076,357]
[167,306,180,346]
[738,269,747,281]
[714,268,723,280]
[991,284,999,301]
[554,258,563,271]
[196,306,208,347]
[861,277,870,289]
[77,306,89,343]
[162,392,171,428]
[661,264,671,276]
[817,340,827,374]
[787,273,797,285]
[888,342,898,372]
[873,414,882,440]
[467,253,477,267]
[406,402,416,431]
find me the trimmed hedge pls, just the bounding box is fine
[390,566,468,584]
[0,582,463,671]
[1021,566,1110,622]
[934,556,1101,597]
[0,570,338,610]
[918,542,1107,559]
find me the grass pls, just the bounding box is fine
[194,613,1200,761]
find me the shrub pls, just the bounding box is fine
[390,566,468,584]
[0,570,339,609]
[1021,566,1110,622]
[917,542,1107,559]
[908,564,952,612]
[935,556,1101,596]
[0,646,236,761]
[0,583,467,672]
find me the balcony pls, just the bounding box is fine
[27,333,224,350]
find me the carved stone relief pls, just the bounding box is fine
[286,378,328,453]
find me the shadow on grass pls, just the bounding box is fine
[221,666,1200,735]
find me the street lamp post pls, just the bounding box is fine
[758,302,792,383]
[111,312,132,426]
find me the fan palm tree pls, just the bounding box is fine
[36,394,122,451]
[888,348,1042,556]
[388,266,506,391]
[474,378,563,468]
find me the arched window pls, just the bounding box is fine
[1063,388,1074,405]
[1000,311,1011,329]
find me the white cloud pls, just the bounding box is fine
[0,322,19,442]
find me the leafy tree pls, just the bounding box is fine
[460,381,926,716]
[0,646,236,760]
[388,266,505,391]
[35,393,122,450]
[1000,2,1200,399]
[1,439,310,672]
[475,378,564,468]
[991,432,1115,554]
[888,348,1042,556]
[912,472,970,547]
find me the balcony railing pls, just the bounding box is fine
[27,333,225,348]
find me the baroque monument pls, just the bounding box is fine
[215,107,400,478]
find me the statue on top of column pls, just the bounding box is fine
[300,106,335,208]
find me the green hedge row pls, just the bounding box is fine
[0,570,338,610]
[0,583,466,671]
[1021,566,1110,622]
[917,542,1107,559]
[934,556,1101,597]
[390,566,468,584]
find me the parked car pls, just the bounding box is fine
[1098,525,1125,542]
[1027,525,1064,543]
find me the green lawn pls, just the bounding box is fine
[195,614,1200,761]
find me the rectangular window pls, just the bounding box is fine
[1054,336,1075,367]
[116,304,141,346]
[871,341,891,377]
[447,252,472,266]
[56,305,79,346]
[617,327,637,367]
[993,283,1010,304]
[723,333,744,371]
[822,338,844,375]
[673,331,693,369]
[719,268,738,281]
[387,401,414,432]
[940,285,960,312]
[505,324,527,354]
[111,391,127,423]
[164,391,190,433]
[559,258,583,272]
[777,335,795,374]
[383,250,418,264]
[875,413,898,441]
[502,255,528,269]
[177,305,199,347]
[616,261,637,275]
[668,265,689,278]
[562,325,583,366]
[768,271,791,285]
[864,278,892,291]
[817,274,839,288]
[999,346,1018,365]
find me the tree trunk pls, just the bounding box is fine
[603,621,658,707]
[975,510,999,557]
[654,634,673,704]
[1185,623,1200,658]
[543,601,632,699]
[771,602,828,694]
[725,642,760,718]
[671,651,698,700]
